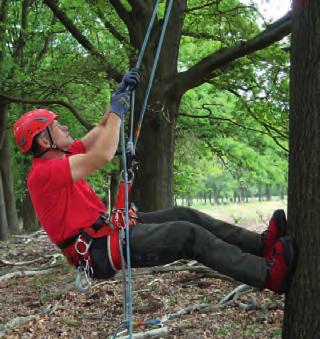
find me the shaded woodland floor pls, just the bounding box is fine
[0,201,286,338]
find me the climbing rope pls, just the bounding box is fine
[133,0,174,153]
[127,0,161,156]
[113,1,174,337]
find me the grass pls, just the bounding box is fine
[184,199,287,229]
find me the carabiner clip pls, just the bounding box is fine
[119,169,134,184]
[75,265,92,293]
[74,236,92,256]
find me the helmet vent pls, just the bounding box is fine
[33,117,48,122]
[20,135,26,146]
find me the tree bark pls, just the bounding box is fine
[265,184,272,201]
[283,0,320,337]
[21,191,39,232]
[0,0,8,64]
[134,100,178,210]
[0,168,9,239]
[0,100,19,235]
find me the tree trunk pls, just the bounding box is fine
[0,101,19,235]
[134,101,177,211]
[22,192,39,231]
[18,153,39,232]
[265,184,272,201]
[127,1,185,211]
[283,0,320,337]
[0,170,9,239]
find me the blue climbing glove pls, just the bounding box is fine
[110,90,131,119]
[116,67,141,93]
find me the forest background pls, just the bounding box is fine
[4,0,319,338]
[0,0,290,236]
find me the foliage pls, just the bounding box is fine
[1,0,290,218]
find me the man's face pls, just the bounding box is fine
[48,120,74,148]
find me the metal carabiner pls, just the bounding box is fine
[74,235,92,256]
[119,169,134,184]
[75,264,92,293]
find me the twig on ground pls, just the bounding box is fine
[13,230,45,239]
[0,315,36,338]
[130,265,235,283]
[117,326,169,339]
[219,284,254,306]
[0,254,63,267]
[0,268,55,282]
[0,258,44,266]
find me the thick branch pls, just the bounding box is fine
[93,3,128,45]
[185,1,222,13]
[226,87,288,153]
[43,0,121,80]
[182,30,221,40]
[13,0,30,62]
[177,111,268,135]
[0,0,8,64]
[174,11,292,94]
[109,0,130,25]
[0,92,92,130]
[35,16,57,62]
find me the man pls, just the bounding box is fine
[13,69,296,294]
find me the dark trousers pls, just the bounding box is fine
[128,206,267,288]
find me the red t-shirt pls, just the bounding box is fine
[28,140,106,244]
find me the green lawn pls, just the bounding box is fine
[185,199,287,232]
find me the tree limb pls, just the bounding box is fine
[185,1,222,13]
[0,0,9,64]
[177,109,269,136]
[181,30,222,40]
[0,92,93,130]
[226,88,288,152]
[13,0,30,62]
[174,11,292,94]
[43,0,121,81]
[91,1,129,45]
[109,0,130,26]
[35,16,57,63]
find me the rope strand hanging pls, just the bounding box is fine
[113,1,174,338]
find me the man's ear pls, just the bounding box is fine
[37,135,50,148]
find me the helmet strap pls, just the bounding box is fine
[35,126,72,157]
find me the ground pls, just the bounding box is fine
[0,200,287,338]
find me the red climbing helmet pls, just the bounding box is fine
[13,109,58,153]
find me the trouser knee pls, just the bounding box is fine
[171,206,196,220]
[166,222,198,259]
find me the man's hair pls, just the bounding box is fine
[28,128,50,157]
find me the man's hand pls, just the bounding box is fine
[117,68,141,93]
[110,90,131,119]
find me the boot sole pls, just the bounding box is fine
[274,209,287,237]
[279,236,296,293]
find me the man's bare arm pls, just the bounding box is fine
[80,111,111,151]
[69,113,121,181]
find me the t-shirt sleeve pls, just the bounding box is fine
[68,140,86,155]
[32,158,73,192]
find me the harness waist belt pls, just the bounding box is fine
[57,213,110,250]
